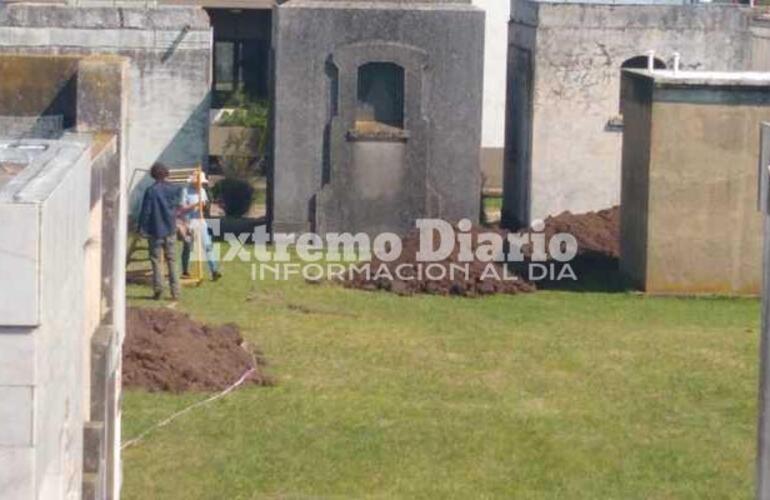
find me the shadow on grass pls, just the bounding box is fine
[530,255,632,293]
[125,291,158,301]
[213,216,267,243]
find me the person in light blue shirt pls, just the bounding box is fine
[179,171,222,281]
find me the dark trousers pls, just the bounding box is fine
[148,236,180,298]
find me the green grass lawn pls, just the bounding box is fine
[483,195,503,212]
[124,248,760,499]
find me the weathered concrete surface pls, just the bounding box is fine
[755,121,770,499]
[480,147,503,190]
[0,137,93,500]
[617,70,652,292]
[272,0,485,235]
[620,69,770,295]
[0,143,124,500]
[0,3,212,210]
[0,54,128,500]
[749,15,770,73]
[0,55,79,127]
[503,1,755,227]
[209,125,263,157]
[76,57,129,500]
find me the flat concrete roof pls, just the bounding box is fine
[0,138,89,203]
[624,69,770,87]
[0,142,45,192]
[0,160,27,191]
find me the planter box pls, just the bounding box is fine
[209,125,262,157]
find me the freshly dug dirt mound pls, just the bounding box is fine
[342,206,620,297]
[536,206,619,259]
[343,225,536,297]
[124,307,272,392]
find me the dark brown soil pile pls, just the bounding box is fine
[534,206,619,259]
[342,206,620,297]
[123,307,272,392]
[343,225,536,297]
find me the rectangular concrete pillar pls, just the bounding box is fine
[756,121,770,500]
[619,69,770,295]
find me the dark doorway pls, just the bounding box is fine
[207,8,271,107]
[621,55,666,71]
[356,62,405,128]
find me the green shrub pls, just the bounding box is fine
[218,91,270,181]
[221,132,260,179]
[219,92,269,130]
[217,177,255,217]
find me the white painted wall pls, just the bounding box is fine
[504,2,753,224]
[473,0,510,150]
[0,133,126,499]
[0,140,91,500]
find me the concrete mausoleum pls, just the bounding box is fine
[502,0,762,227]
[271,0,485,236]
[0,54,128,499]
[619,69,770,295]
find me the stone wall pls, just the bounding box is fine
[617,71,653,291]
[503,1,755,227]
[272,0,485,236]
[0,139,93,499]
[0,54,128,500]
[620,69,770,295]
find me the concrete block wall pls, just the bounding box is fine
[503,1,755,227]
[0,54,79,130]
[0,53,128,500]
[272,0,485,235]
[0,138,124,500]
[37,141,93,500]
[0,3,212,211]
[619,69,770,295]
[0,189,40,498]
[0,140,92,500]
[75,56,129,500]
[752,19,770,71]
[83,139,124,500]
